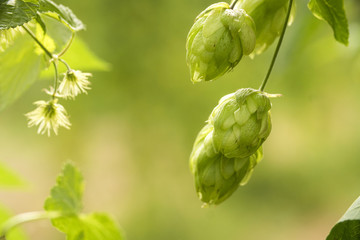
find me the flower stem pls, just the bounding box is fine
[230,0,238,9]
[22,25,53,59]
[259,0,293,92]
[52,60,59,99]
[0,211,61,238]
[59,58,72,71]
[22,25,61,98]
[58,31,75,57]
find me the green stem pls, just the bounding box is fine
[52,60,59,99]
[59,58,72,71]
[259,0,293,92]
[0,211,61,238]
[22,25,61,98]
[58,31,75,57]
[230,0,238,9]
[22,25,53,59]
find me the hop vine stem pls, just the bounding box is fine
[22,25,59,98]
[259,0,293,92]
[22,25,71,99]
[22,25,53,58]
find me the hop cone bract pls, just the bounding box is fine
[234,0,295,55]
[209,88,271,158]
[186,2,256,83]
[190,124,263,205]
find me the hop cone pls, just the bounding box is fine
[234,0,295,55]
[186,2,256,83]
[209,88,272,158]
[190,124,263,205]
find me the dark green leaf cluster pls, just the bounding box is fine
[0,0,39,30]
[0,0,84,31]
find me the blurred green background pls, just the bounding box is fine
[1,0,360,239]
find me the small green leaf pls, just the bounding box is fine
[0,0,40,30]
[51,213,124,240]
[0,204,27,240]
[44,162,124,240]
[0,31,44,111]
[0,161,26,188]
[39,0,85,31]
[327,196,360,240]
[308,0,349,45]
[44,161,84,215]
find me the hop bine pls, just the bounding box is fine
[186,2,256,83]
[190,88,273,205]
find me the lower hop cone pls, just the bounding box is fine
[186,2,256,83]
[190,124,263,205]
[209,88,272,158]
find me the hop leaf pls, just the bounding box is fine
[234,0,295,55]
[209,88,272,158]
[44,162,125,240]
[186,2,256,83]
[0,27,24,52]
[190,124,263,205]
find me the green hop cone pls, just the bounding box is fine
[186,2,256,83]
[234,0,295,55]
[190,124,263,205]
[209,88,272,158]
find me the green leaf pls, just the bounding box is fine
[35,13,72,53]
[0,0,40,30]
[0,31,44,111]
[0,161,26,188]
[51,213,124,240]
[39,0,85,31]
[308,0,349,45]
[327,196,360,240]
[0,204,27,240]
[61,37,110,71]
[40,37,110,80]
[44,161,84,215]
[44,162,124,240]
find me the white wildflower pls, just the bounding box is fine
[25,99,71,136]
[58,70,92,99]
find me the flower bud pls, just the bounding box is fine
[190,124,263,205]
[186,3,256,83]
[209,88,271,158]
[234,0,295,55]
